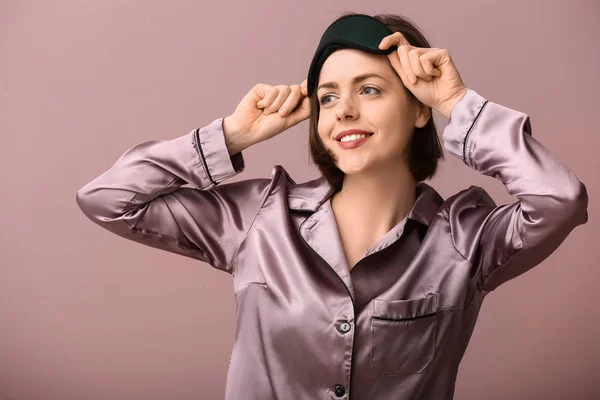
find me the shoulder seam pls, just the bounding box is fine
[227,167,283,274]
[444,187,490,295]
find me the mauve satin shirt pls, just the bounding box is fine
[76,89,589,399]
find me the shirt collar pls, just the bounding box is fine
[286,175,444,227]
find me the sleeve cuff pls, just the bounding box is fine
[195,117,245,185]
[442,89,488,165]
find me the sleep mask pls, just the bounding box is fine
[307,14,398,97]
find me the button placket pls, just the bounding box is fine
[333,319,350,397]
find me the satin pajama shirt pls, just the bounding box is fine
[76,89,589,399]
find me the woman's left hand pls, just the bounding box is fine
[379,32,469,119]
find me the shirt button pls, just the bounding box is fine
[338,322,351,333]
[334,384,345,397]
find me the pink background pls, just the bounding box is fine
[1,0,598,399]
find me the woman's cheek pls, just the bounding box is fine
[317,120,329,143]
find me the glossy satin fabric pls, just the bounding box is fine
[76,89,588,399]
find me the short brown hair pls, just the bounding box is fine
[308,12,444,191]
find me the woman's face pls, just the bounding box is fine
[316,48,429,176]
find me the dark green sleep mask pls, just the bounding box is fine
[307,14,398,97]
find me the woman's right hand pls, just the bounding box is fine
[223,79,310,154]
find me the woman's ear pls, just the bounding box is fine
[414,102,431,129]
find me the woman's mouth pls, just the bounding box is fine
[336,133,373,149]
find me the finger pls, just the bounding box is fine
[379,32,410,50]
[300,79,308,96]
[278,85,302,117]
[285,95,311,127]
[386,52,409,88]
[378,34,392,50]
[408,49,432,82]
[264,86,291,115]
[398,45,417,85]
[420,52,442,77]
[257,87,278,109]
[429,49,453,73]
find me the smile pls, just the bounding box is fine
[336,134,373,149]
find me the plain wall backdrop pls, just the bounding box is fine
[1,0,598,399]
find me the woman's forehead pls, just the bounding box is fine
[318,50,394,86]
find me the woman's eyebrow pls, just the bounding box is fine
[317,73,387,92]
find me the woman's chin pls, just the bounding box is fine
[336,161,371,176]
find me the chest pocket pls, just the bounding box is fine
[369,292,439,377]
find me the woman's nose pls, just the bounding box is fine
[335,96,359,120]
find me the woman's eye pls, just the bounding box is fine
[363,86,379,95]
[319,95,333,105]
[319,86,380,105]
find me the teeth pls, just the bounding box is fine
[340,134,369,142]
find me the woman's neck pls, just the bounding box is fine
[331,163,417,238]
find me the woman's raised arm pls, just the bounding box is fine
[75,117,271,273]
[76,80,310,273]
[442,89,589,294]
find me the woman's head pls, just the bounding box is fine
[308,12,444,191]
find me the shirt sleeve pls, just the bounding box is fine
[75,117,273,274]
[442,89,589,294]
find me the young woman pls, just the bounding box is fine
[76,12,588,400]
